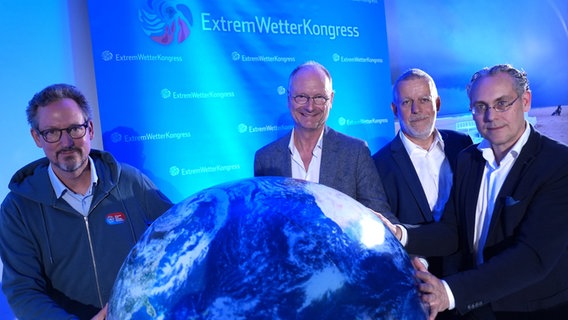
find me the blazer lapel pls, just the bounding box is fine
[440,130,459,171]
[464,149,486,253]
[484,128,539,242]
[319,127,335,186]
[391,135,433,221]
[278,132,293,177]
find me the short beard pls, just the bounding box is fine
[55,149,88,173]
[403,117,435,140]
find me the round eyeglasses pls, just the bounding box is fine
[37,121,89,143]
[292,94,329,106]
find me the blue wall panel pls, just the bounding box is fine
[88,0,394,202]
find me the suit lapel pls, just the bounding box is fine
[319,127,335,186]
[441,130,459,171]
[278,132,293,177]
[484,128,539,242]
[464,149,486,253]
[391,135,434,221]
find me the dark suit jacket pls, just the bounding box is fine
[254,126,395,220]
[372,129,472,277]
[407,126,568,314]
[373,129,472,224]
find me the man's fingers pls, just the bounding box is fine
[421,293,442,320]
[418,279,438,295]
[412,257,428,272]
[415,270,434,285]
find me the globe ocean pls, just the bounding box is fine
[108,177,427,319]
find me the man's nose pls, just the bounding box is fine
[304,98,316,110]
[483,107,498,121]
[411,101,420,114]
[60,130,75,145]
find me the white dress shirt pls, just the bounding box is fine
[289,129,324,183]
[474,122,531,264]
[445,121,531,310]
[400,130,452,221]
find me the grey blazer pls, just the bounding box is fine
[254,126,396,220]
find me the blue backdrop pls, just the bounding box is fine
[3,0,566,317]
[88,0,394,202]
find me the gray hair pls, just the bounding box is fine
[466,64,530,99]
[392,68,438,103]
[26,83,92,129]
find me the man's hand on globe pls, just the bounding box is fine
[370,209,402,240]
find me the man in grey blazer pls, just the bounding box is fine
[373,69,472,279]
[254,61,395,220]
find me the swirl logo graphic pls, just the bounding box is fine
[277,86,287,96]
[237,123,248,133]
[161,88,172,99]
[101,50,114,61]
[110,132,123,143]
[169,166,180,176]
[139,1,193,45]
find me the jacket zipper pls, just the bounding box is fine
[84,216,104,308]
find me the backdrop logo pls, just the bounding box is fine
[139,1,193,45]
[169,166,180,176]
[101,50,114,61]
[161,88,172,99]
[237,123,248,133]
[110,132,123,143]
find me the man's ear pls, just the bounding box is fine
[31,128,42,148]
[88,120,95,140]
[391,102,398,118]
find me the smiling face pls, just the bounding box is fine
[469,72,531,157]
[392,77,440,148]
[288,65,334,134]
[31,98,94,176]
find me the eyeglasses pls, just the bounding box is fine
[291,94,330,106]
[37,121,89,143]
[470,95,520,115]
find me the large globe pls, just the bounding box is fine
[108,177,427,319]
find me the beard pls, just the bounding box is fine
[55,147,88,173]
[403,116,435,140]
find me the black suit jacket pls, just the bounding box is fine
[407,126,568,314]
[372,129,472,277]
[254,126,395,220]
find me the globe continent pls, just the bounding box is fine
[108,177,427,319]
